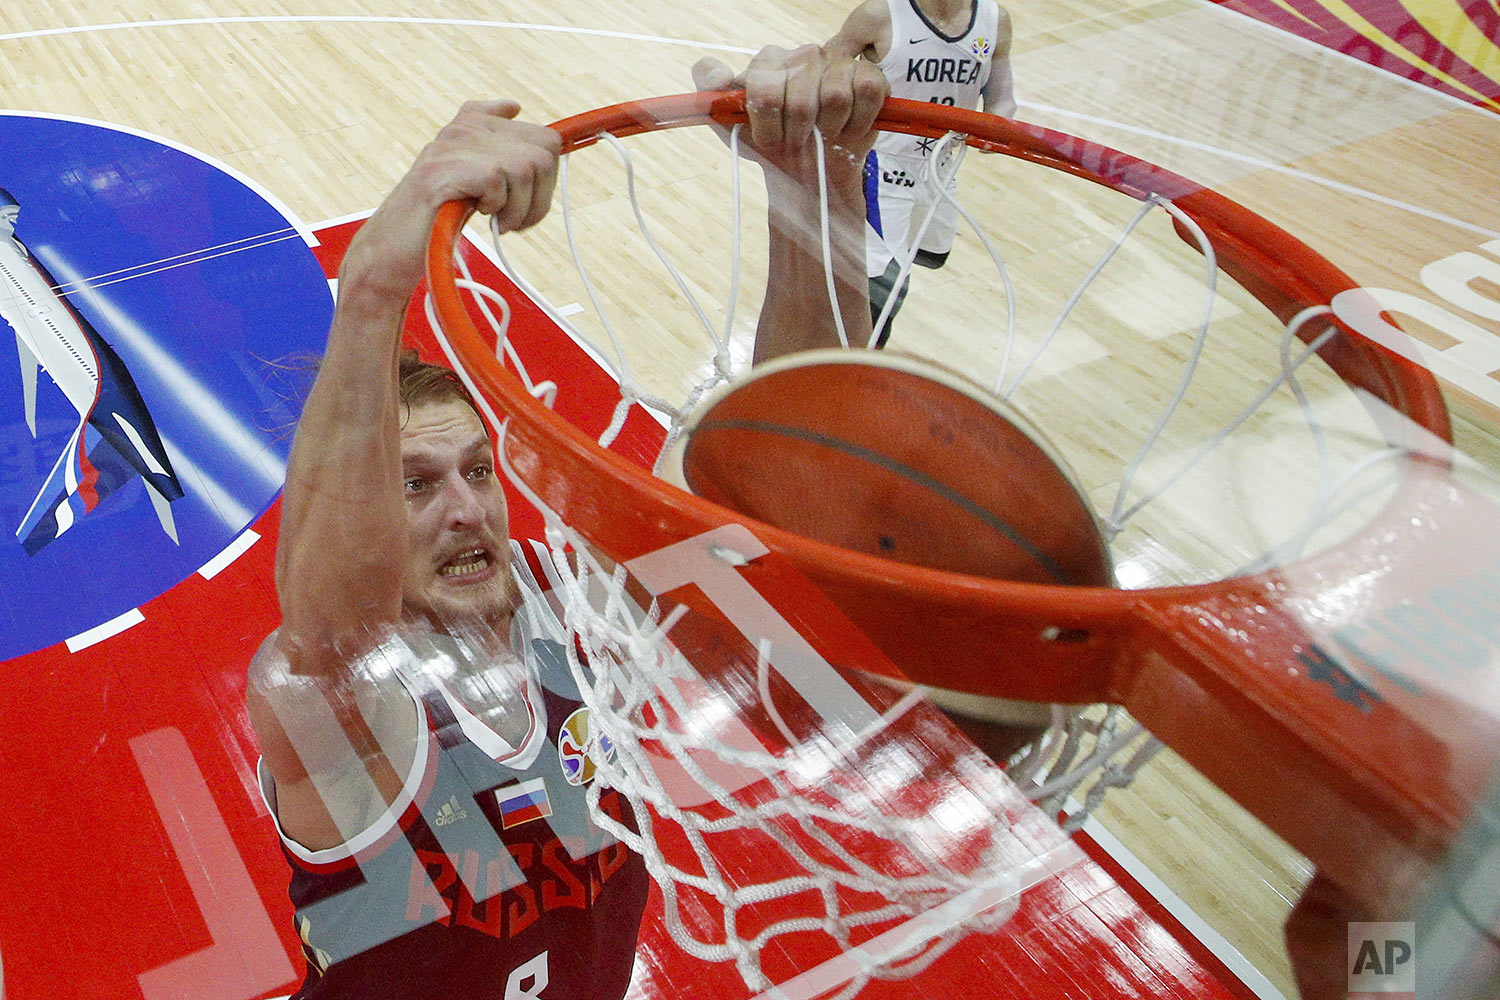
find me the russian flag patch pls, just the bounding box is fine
[495,777,552,829]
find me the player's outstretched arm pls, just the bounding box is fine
[693,46,888,362]
[249,103,560,851]
[274,101,560,673]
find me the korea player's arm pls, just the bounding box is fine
[981,7,1018,118]
[825,0,893,62]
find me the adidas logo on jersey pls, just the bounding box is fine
[433,794,469,827]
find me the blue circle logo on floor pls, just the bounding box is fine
[0,113,332,659]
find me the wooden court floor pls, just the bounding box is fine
[3,1,1498,997]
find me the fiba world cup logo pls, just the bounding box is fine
[558,707,616,786]
[971,36,992,58]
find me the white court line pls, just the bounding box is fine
[197,528,260,580]
[4,15,1478,247]
[6,0,1492,131]
[76,232,307,293]
[1078,813,1290,1000]
[0,15,756,54]
[313,208,382,231]
[65,607,145,652]
[1022,100,1500,242]
[50,229,300,294]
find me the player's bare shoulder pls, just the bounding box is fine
[245,628,425,844]
[828,0,894,62]
[995,2,1014,48]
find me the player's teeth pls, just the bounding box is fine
[442,552,488,576]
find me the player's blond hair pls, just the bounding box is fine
[398,348,484,428]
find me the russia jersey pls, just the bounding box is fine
[257,600,650,1000]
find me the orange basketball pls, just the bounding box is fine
[672,351,1112,588]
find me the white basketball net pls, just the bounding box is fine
[505,522,1045,997]
[423,112,1417,988]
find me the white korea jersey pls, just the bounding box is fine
[874,0,1002,160]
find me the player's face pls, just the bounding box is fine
[398,399,516,633]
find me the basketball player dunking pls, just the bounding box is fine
[827,0,1017,343]
[244,46,886,1000]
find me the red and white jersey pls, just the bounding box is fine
[257,605,649,1000]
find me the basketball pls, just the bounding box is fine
[672,351,1112,588]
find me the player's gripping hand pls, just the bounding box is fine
[692,45,887,184]
[414,100,561,232]
[341,100,562,299]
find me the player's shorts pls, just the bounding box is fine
[863,150,960,279]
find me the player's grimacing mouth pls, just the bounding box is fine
[438,546,497,583]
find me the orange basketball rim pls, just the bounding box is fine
[428,92,1497,915]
